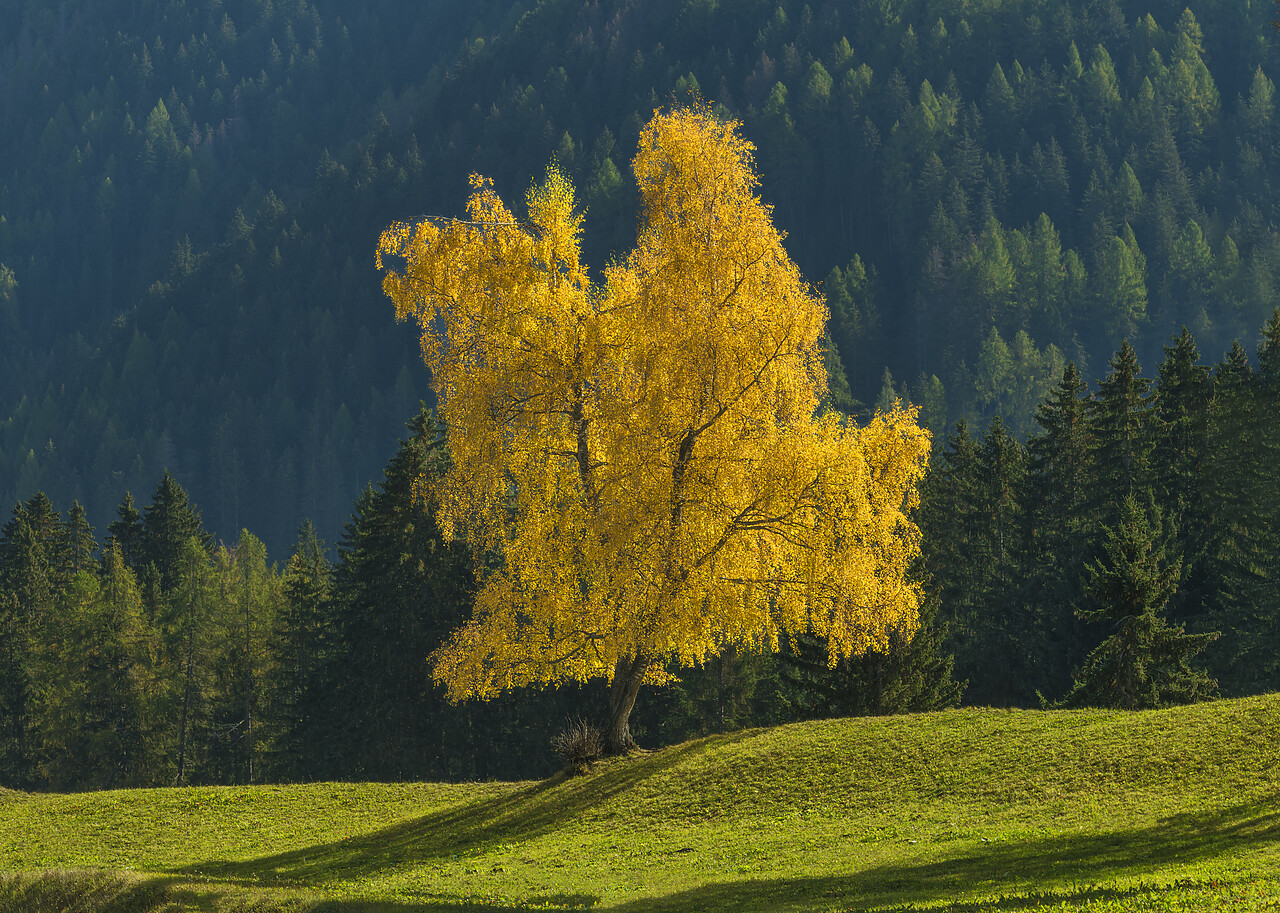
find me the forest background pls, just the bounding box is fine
[3,0,1280,788]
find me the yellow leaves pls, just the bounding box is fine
[377,107,931,702]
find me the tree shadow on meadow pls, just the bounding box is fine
[173,779,1280,910]
[1,869,601,912]
[602,799,1280,912]
[179,734,748,889]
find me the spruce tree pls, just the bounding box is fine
[777,594,964,718]
[1022,362,1093,698]
[1203,336,1280,692]
[140,471,209,592]
[969,416,1031,704]
[63,502,98,574]
[919,422,981,629]
[107,492,144,572]
[1152,329,1212,625]
[265,521,331,780]
[308,409,481,779]
[1086,340,1157,527]
[0,498,57,786]
[1059,496,1216,709]
[921,419,1028,705]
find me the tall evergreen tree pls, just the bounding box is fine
[204,532,279,785]
[0,497,58,786]
[1152,328,1212,624]
[140,471,209,592]
[35,544,159,789]
[161,535,217,785]
[107,492,144,572]
[1086,340,1157,526]
[920,422,981,626]
[968,416,1031,704]
[1059,496,1216,709]
[1202,340,1280,692]
[922,419,1028,705]
[1021,362,1094,698]
[265,521,331,780]
[63,502,98,574]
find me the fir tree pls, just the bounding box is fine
[63,502,98,574]
[140,471,209,592]
[265,521,331,780]
[307,409,479,779]
[778,594,964,718]
[1202,339,1280,692]
[1086,340,1156,526]
[1021,362,1093,698]
[1059,496,1216,709]
[921,419,1027,705]
[107,492,144,573]
[1152,328,1212,625]
[0,497,57,786]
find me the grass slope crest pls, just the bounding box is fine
[1,696,1279,911]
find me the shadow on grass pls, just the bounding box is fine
[178,755,1280,910]
[181,734,747,888]
[1,870,601,911]
[603,800,1280,912]
[14,800,1280,911]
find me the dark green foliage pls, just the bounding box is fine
[139,471,210,591]
[1193,334,1280,694]
[777,596,965,719]
[297,407,582,781]
[107,493,144,571]
[264,521,330,778]
[1058,496,1216,710]
[1085,341,1157,522]
[1152,329,1213,624]
[632,647,789,747]
[921,418,1031,705]
[301,407,474,779]
[930,322,1280,708]
[1153,330,1211,523]
[0,496,63,787]
[1017,362,1096,698]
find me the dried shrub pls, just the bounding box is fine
[551,717,604,774]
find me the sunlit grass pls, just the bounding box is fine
[3,695,1279,911]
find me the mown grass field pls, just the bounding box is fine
[2,695,1279,912]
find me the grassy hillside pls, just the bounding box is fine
[3,695,1280,912]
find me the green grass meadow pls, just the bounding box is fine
[2,695,1279,912]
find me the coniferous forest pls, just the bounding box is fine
[5,0,1280,787]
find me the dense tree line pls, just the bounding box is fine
[0,407,961,790]
[922,313,1280,708]
[12,297,1280,789]
[4,0,1280,558]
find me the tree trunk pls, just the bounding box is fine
[605,654,648,754]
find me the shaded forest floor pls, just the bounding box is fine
[3,695,1280,911]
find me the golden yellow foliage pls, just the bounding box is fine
[377,108,930,739]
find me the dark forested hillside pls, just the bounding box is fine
[3,0,1279,555]
[0,0,530,552]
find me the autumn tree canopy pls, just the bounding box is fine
[377,108,931,752]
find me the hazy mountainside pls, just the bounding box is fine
[0,0,529,553]
[3,0,1280,553]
